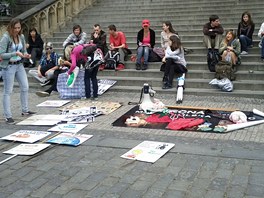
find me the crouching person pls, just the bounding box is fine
[162,35,187,89]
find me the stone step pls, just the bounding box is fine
[98,68,264,81]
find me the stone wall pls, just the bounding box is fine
[0,0,97,39]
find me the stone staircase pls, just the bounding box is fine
[32,0,264,98]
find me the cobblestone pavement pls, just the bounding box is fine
[0,88,264,198]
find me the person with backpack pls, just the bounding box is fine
[219,30,241,66]
[258,21,264,62]
[106,24,131,70]
[0,18,36,124]
[237,11,255,55]
[162,35,187,89]
[203,15,224,52]
[135,19,156,70]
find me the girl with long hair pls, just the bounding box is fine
[162,35,187,89]
[219,30,241,66]
[237,11,255,55]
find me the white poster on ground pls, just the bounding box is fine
[16,115,66,126]
[121,141,175,163]
[37,100,71,107]
[97,79,117,95]
[1,130,51,143]
[48,123,88,133]
[3,144,50,155]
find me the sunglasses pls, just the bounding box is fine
[46,47,52,50]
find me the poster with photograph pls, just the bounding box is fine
[121,141,175,163]
[1,130,51,143]
[46,133,93,146]
[3,144,50,155]
[37,100,70,107]
[98,79,117,95]
[48,123,88,133]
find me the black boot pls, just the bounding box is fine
[162,82,172,89]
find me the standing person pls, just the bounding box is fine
[219,30,241,66]
[237,11,255,55]
[90,24,108,55]
[203,15,224,52]
[135,19,156,70]
[258,21,264,62]
[162,35,187,89]
[0,18,35,124]
[62,25,87,60]
[25,27,44,68]
[108,24,131,67]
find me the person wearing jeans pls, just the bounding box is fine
[0,18,35,124]
[237,11,255,55]
[136,19,156,70]
[258,22,264,61]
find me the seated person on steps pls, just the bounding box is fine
[29,42,59,86]
[136,19,156,71]
[237,11,255,55]
[162,35,187,89]
[203,15,224,53]
[258,21,264,62]
[90,24,108,56]
[25,27,44,68]
[105,24,131,70]
[63,25,87,60]
[219,30,241,67]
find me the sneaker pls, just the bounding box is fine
[40,80,51,87]
[116,63,125,71]
[21,111,36,116]
[142,64,148,70]
[36,91,50,97]
[136,63,141,70]
[240,51,248,55]
[5,117,15,125]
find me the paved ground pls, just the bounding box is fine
[0,87,264,198]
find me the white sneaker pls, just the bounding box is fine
[36,91,50,97]
[40,80,51,87]
[241,51,248,55]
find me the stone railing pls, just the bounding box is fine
[0,0,97,40]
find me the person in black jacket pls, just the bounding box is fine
[26,27,44,67]
[237,11,255,55]
[136,19,156,70]
[90,24,108,55]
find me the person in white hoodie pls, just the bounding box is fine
[258,22,264,61]
[162,35,187,89]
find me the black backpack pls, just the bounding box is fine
[105,50,120,69]
[207,50,220,72]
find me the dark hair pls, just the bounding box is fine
[209,15,219,22]
[108,24,116,31]
[28,27,38,36]
[169,35,182,52]
[241,11,254,25]
[7,18,22,37]
[73,25,82,33]
[81,45,97,56]
[94,24,101,28]
[163,21,177,34]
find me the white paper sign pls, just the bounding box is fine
[37,100,70,107]
[46,133,93,146]
[3,144,50,155]
[16,115,66,126]
[1,130,51,143]
[98,79,117,95]
[121,141,175,163]
[48,123,88,133]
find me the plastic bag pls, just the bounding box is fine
[209,78,233,92]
